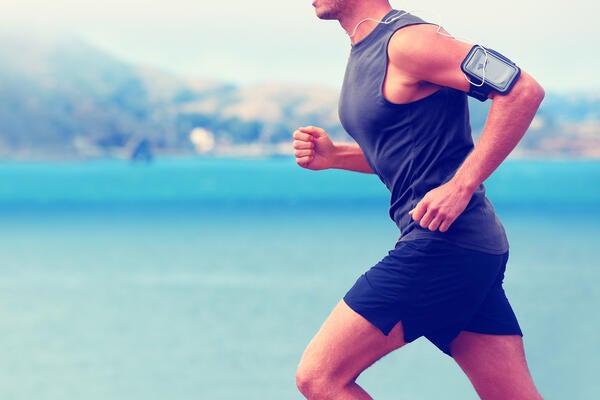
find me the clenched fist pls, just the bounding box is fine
[292,126,336,170]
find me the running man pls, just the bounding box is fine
[292,1,545,399]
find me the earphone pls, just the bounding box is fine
[347,10,490,88]
[348,10,409,38]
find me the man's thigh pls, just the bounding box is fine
[298,300,406,383]
[451,332,543,400]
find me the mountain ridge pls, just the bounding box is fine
[0,32,598,160]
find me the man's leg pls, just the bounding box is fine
[296,300,407,400]
[450,332,543,400]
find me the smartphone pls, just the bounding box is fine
[461,46,521,94]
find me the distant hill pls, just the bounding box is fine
[0,32,598,160]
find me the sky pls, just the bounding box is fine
[1,0,599,92]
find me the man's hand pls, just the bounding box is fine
[293,126,336,170]
[408,180,474,232]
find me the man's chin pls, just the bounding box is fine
[313,2,341,21]
[315,10,338,20]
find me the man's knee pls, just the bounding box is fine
[296,360,344,400]
[296,361,325,399]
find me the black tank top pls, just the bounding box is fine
[338,10,508,254]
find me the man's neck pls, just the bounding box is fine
[340,4,393,45]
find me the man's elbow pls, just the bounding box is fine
[513,72,545,108]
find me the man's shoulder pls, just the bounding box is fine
[388,24,442,58]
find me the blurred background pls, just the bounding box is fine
[0,0,598,399]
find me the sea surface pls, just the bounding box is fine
[0,157,598,399]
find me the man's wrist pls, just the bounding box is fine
[449,173,479,196]
[330,143,355,169]
[329,143,373,173]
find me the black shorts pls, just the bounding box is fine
[343,239,522,356]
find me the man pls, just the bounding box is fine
[292,1,545,399]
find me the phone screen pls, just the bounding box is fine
[464,48,519,92]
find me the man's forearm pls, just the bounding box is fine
[331,143,375,174]
[451,72,545,192]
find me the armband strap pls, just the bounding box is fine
[467,80,492,102]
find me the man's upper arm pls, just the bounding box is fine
[387,25,479,94]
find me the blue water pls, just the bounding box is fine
[0,158,598,399]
